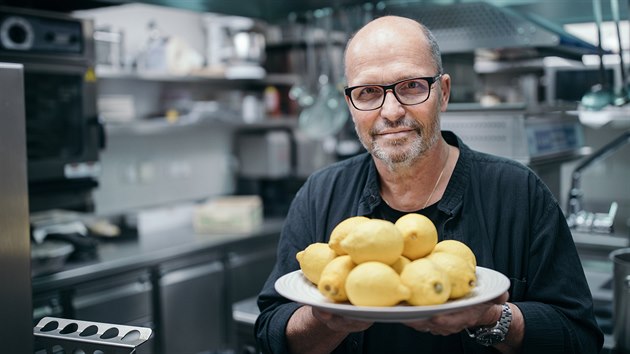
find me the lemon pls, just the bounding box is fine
[394,213,438,260]
[427,252,477,299]
[318,255,356,302]
[328,216,371,255]
[431,239,477,268]
[400,258,451,305]
[340,219,404,265]
[345,261,411,306]
[296,242,337,285]
[390,255,411,274]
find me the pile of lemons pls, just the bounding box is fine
[296,214,477,307]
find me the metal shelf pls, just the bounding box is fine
[96,67,298,86]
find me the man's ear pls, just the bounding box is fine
[439,73,451,112]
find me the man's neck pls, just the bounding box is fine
[376,140,453,212]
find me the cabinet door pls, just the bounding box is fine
[224,234,278,349]
[159,259,225,354]
[226,246,277,303]
[225,233,279,302]
[72,270,152,325]
[71,270,154,354]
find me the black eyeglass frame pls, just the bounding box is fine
[344,74,443,111]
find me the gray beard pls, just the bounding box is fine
[355,115,441,171]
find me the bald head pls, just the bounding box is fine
[344,16,442,82]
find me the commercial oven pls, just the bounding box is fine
[0,7,103,212]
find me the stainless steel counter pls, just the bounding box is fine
[32,218,284,292]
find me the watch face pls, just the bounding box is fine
[476,330,505,346]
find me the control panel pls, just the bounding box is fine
[0,10,83,54]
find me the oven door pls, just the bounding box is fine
[20,61,102,184]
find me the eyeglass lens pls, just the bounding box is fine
[350,78,433,110]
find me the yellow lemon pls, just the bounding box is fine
[340,219,404,265]
[345,261,410,306]
[394,213,438,260]
[328,216,371,255]
[318,255,356,302]
[431,239,477,268]
[296,243,337,285]
[400,258,451,305]
[427,252,477,299]
[390,255,411,274]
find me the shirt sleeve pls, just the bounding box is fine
[515,179,604,353]
[255,182,314,354]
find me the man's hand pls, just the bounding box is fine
[311,306,374,332]
[404,291,509,336]
[286,306,373,354]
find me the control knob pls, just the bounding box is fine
[0,16,34,50]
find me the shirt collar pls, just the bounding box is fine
[357,130,470,216]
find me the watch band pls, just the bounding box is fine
[466,303,512,346]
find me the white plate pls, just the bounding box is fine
[274,266,510,322]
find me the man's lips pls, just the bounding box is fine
[374,128,415,139]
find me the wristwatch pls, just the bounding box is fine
[466,303,512,346]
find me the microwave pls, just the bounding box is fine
[0,7,103,212]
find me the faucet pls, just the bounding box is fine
[566,130,630,233]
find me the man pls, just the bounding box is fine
[255,16,603,354]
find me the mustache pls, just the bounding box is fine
[369,118,423,136]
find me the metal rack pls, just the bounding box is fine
[34,317,152,354]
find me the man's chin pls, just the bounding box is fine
[373,146,416,165]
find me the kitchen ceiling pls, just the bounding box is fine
[0,0,627,26]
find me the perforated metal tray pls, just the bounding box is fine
[34,316,152,354]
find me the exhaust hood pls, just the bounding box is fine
[385,2,602,60]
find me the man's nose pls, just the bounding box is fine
[381,90,405,120]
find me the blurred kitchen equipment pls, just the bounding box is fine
[441,108,586,199]
[137,20,168,72]
[566,130,630,233]
[298,9,347,139]
[0,60,32,352]
[242,94,264,123]
[31,240,74,276]
[236,130,292,178]
[203,14,266,79]
[0,7,103,213]
[30,209,98,262]
[287,12,315,108]
[94,26,125,70]
[609,248,630,352]
[381,2,600,59]
[610,0,629,106]
[581,0,614,111]
[544,56,622,106]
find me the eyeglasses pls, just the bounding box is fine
[344,74,442,111]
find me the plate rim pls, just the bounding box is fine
[274,266,510,321]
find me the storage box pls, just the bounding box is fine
[193,196,263,233]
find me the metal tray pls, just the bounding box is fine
[34,316,152,354]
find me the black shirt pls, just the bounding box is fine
[255,131,603,354]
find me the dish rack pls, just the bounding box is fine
[34,317,152,354]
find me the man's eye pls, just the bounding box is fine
[357,86,382,98]
[399,80,428,93]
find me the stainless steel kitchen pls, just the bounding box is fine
[1,0,629,353]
